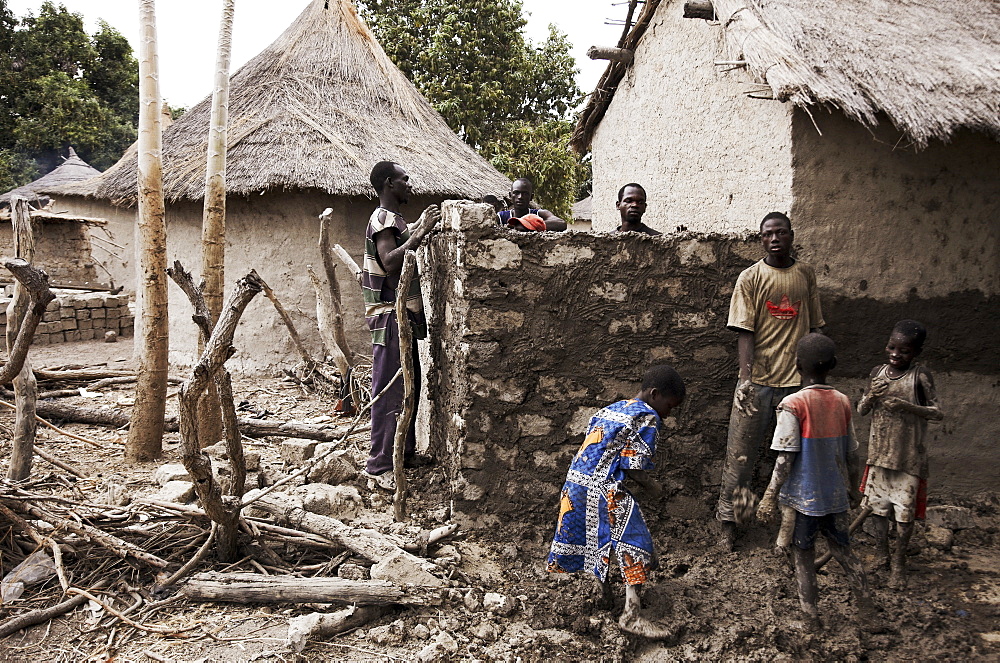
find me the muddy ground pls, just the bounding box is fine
[0,339,998,662]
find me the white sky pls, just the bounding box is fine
[7,0,627,109]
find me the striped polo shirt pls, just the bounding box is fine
[362,208,426,345]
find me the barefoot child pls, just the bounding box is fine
[757,334,874,630]
[546,365,685,638]
[857,320,943,587]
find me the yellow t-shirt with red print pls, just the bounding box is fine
[727,259,825,388]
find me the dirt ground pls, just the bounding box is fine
[0,339,998,662]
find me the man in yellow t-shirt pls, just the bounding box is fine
[717,212,825,551]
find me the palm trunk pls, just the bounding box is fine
[127,0,169,463]
[197,0,235,447]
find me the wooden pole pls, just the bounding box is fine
[6,197,37,481]
[181,572,445,606]
[683,1,716,20]
[392,251,417,522]
[128,0,169,463]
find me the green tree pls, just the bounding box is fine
[0,1,138,186]
[359,0,585,219]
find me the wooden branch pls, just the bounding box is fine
[330,243,361,286]
[33,446,86,478]
[248,494,437,575]
[317,210,356,369]
[392,251,417,522]
[159,523,216,588]
[683,0,716,19]
[0,260,55,386]
[251,270,316,367]
[6,199,39,481]
[181,572,445,606]
[586,46,634,65]
[19,502,168,568]
[33,368,135,382]
[0,579,110,639]
[178,272,262,562]
[166,261,212,340]
[287,606,391,652]
[307,266,350,380]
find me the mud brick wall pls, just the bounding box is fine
[0,219,103,287]
[0,291,134,345]
[423,201,759,527]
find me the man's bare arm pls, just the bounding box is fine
[537,209,567,231]
[375,205,441,277]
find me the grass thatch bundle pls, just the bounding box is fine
[575,0,1000,151]
[1,148,101,207]
[55,0,510,206]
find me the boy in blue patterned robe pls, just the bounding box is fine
[547,365,685,639]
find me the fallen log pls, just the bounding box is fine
[0,579,110,639]
[29,399,368,442]
[248,494,439,578]
[181,572,445,606]
[287,606,392,652]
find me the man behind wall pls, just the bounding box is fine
[497,177,568,231]
[615,183,660,235]
[716,211,825,550]
[361,161,440,490]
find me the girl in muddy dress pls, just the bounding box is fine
[546,365,684,639]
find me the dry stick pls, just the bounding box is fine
[317,210,357,371]
[21,502,168,569]
[0,502,69,594]
[307,265,351,382]
[0,401,104,448]
[176,271,262,562]
[0,579,110,639]
[392,251,417,522]
[251,270,316,367]
[66,588,200,636]
[6,200,40,482]
[159,523,217,588]
[241,368,401,508]
[815,506,872,570]
[32,446,86,478]
[331,243,362,286]
[0,400,103,448]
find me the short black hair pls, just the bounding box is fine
[618,182,646,203]
[512,177,534,190]
[370,161,399,194]
[641,364,685,400]
[797,333,837,373]
[760,211,792,231]
[892,319,927,348]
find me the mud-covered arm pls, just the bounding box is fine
[625,469,662,500]
[858,367,889,415]
[886,369,944,421]
[757,452,795,523]
[846,421,863,507]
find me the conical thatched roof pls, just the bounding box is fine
[56,0,510,205]
[1,147,102,207]
[574,0,1000,151]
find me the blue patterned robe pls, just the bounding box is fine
[546,399,661,584]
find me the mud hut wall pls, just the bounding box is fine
[48,197,136,291]
[589,0,795,234]
[0,218,102,287]
[424,201,759,526]
[790,110,1000,499]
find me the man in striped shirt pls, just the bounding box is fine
[361,161,440,490]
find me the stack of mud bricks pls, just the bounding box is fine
[0,288,134,345]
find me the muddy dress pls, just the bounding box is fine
[547,399,661,585]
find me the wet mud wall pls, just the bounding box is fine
[423,201,1000,528]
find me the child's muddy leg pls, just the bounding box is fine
[828,540,876,620]
[872,514,890,569]
[618,585,676,640]
[594,576,614,610]
[890,521,914,588]
[792,546,820,629]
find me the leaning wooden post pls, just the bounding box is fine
[128,0,169,463]
[6,197,38,480]
[392,251,417,522]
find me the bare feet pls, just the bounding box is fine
[618,607,677,640]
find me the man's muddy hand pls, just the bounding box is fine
[734,380,758,416]
[756,495,778,523]
[415,204,442,234]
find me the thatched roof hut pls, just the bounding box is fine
[57,0,510,205]
[1,147,101,208]
[574,0,1000,152]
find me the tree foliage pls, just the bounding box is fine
[0,1,138,190]
[358,0,586,219]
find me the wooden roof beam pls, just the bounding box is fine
[684,1,716,20]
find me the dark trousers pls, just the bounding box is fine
[367,311,420,475]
